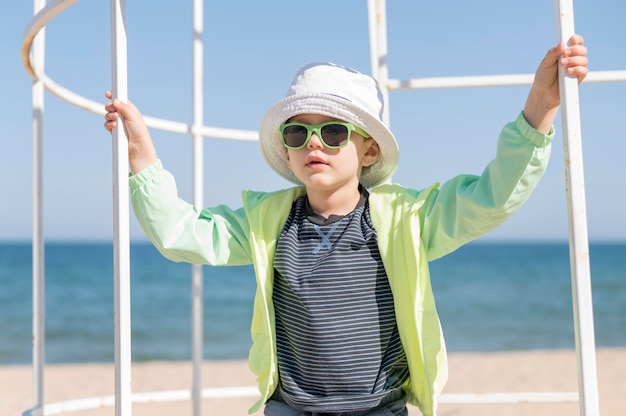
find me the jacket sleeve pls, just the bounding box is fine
[420,111,553,261]
[129,160,253,265]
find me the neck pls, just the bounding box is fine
[305,184,362,218]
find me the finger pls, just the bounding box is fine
[105,111,119,121]
[552,42,566,56]
[108,99,128,118]
[562,58,588,82]
[542,42,566,69]
[569,65,589,79]
[564,44,587,58]
[569,34,584,46]
[113,99,141,124]
[104,120,116,132]
[105,90,112,99]
[112,97,138,115]
[576,69,588,84]
[561,56,588,71]
[535,44,560,76]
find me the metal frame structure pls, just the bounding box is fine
[21,0,626,415]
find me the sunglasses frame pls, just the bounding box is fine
[279,121,371,150]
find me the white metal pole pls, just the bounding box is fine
[110,0,132,415]
[191,0,204,415]
[366,0,390,126]
[31,1,46,415]
[366,0,379,80]
[554,1,600,415]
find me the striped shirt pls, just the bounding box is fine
[272,189,409,412]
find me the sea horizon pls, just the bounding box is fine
[2,240,624,365]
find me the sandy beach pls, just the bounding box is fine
[3,348,624,416]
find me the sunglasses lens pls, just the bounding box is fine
[282,125,309,148]
[320,124,349,147]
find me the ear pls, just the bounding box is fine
[285,149,292,170]
[361,139,380,167]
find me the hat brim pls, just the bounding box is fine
[259,93,399,189]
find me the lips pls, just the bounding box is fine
[305,155,328,167]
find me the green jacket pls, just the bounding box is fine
[130,112,553,415]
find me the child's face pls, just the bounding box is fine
[285,114,379,192]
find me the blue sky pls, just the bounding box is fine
[2,0,625,242]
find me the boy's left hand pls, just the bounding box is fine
[523,34,588,133]
[534,34,588,108]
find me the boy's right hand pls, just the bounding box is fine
[104,91,158,174]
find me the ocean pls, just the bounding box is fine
[1,241,624,365]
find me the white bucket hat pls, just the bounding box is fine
[259,62,399,189]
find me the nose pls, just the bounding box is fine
[307,132,324,149]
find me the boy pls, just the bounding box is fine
[104,35,588,415]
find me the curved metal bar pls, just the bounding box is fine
[21,0,259,143]
[22,386,260,416]
[22,0,81,81]
[22,387,577,416]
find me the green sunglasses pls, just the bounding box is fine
[279,121,371,150]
